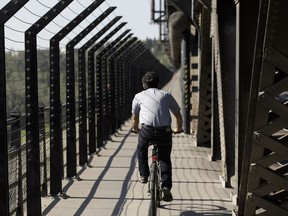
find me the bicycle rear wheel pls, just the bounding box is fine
[150,162,158,216]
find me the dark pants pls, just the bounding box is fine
[137,125,173,189]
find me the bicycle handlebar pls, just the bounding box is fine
[131,128,183,134]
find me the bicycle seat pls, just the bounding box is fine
[149,141,162,147]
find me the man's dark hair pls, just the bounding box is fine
[142,71,160,89]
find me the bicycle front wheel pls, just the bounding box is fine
[150,162,158,216]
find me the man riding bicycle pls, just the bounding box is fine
[131,71,183,202]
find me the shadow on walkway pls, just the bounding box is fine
[42,73,234,216]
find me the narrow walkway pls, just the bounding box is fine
[42,73,234,216]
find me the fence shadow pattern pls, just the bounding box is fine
[0,1,173,215]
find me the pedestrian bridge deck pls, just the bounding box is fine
[41,73,234,216]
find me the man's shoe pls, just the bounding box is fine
[140,176,148,184]
[162,187,173,202]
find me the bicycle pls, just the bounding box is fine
[148,130,183,216]
[148,140,163,216]
[131,129,183,216]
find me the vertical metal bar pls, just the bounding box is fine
[0,25,8,215]
[66,45,77,176]
[211,44,221,161]
[78,48,87,165]
[114,59,120,129]
[38,102,47,197]
[217,0,237,188]
[98,53,108,141]
[87,50,96,154]
[0,18,9,216]
[0,1,28,215]
[25,1,72,214]
[50,39,63,194]
[25,27,42,216]
[238,0,266,213]
[151,0,155,21]
[211,0,228,185]
[196,5,212,146]
[181,29,191,134]
[235,0,260,213]
[95,50,103,147]
[116,57,123,124]
[108,53,117,133]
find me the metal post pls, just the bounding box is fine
[25,24,42,216]
[0,16,9,216]
[181,29,191,134]
[25,1,72,214]
[235,0,260,213]
[66,44,77,176]
[196,6,212,146]
[0,1,28,214]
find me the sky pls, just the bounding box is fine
[0,0,160,50]
[109,0,159,40]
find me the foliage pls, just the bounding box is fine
[4,39,169,116]
[142,38,172,67]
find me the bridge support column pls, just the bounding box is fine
[181,29,191,134]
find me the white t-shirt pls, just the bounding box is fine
[131,88,180,127]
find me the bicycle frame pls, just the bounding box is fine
[148,144,162,190]
[131,128,183,215]
[148,143,162,215]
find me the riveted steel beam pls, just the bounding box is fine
[240,0,288,214]
[0,1,29,215]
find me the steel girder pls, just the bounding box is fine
[239,0,288,214]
